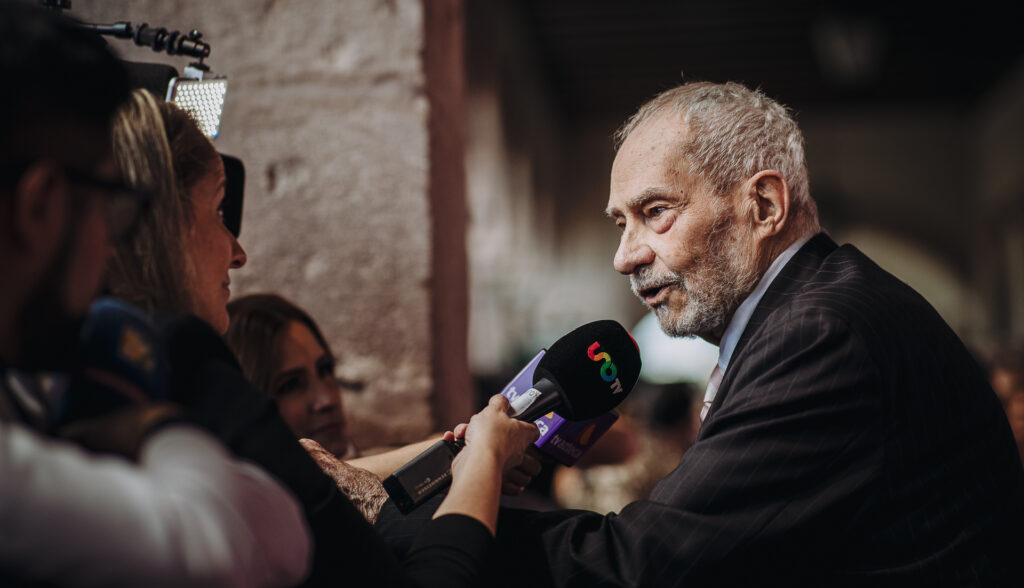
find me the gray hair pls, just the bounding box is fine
[615,82,819,235]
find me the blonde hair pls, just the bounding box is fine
[615,82,819,237]
[106,89,219,315]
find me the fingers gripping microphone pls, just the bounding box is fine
[383,320,641,513]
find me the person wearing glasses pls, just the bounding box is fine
[0,3,311,586]
[103,87,540,587]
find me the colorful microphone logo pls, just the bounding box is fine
[588,341,625,395]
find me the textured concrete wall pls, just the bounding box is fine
[73,0,465,448]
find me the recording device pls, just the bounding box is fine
[383,320,641,514]
[54,298,170,427]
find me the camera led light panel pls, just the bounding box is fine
[167,77,227,139]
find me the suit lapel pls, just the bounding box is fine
[704,232,838,425]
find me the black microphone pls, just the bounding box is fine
[383,319,641,513]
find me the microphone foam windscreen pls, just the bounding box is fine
[56,298,170,426]
[535,319,641,420]
[75,298,169,397]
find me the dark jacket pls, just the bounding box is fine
[493,233,1024,586]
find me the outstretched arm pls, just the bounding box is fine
[348,435,443,479]
[434,394,540,535]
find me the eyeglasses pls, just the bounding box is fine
[1,162,152,241]
[62,168,153,241]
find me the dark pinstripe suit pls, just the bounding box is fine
[493,233,1024,586]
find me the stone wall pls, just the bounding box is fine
[72,0,469,448]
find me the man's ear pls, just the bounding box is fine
[746,170,789,238]
[10,160,67,255]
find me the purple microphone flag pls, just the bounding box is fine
[500,350,619,466]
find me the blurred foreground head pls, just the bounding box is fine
[0,1,131,369]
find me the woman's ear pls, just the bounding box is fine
[747,170,789,238]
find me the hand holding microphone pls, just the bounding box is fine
[449,395,540,492]
[384,320,642,513]
[445,404,544,496]
[432,394,540,534]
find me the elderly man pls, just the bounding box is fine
[494,82,1023,586]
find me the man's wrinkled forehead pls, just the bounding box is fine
[624,108,689,148]
[607,113,693,211]
[618,112,691,171]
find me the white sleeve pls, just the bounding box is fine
[0,422,311,587]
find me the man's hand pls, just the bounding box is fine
[299,438,388,523]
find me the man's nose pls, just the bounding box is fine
[613,226,654,275]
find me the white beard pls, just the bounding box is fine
[630,216,761,340]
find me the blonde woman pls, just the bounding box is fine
[108,89,245,333]
[105,89,538,587]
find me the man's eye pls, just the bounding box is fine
[646,206,667,218]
